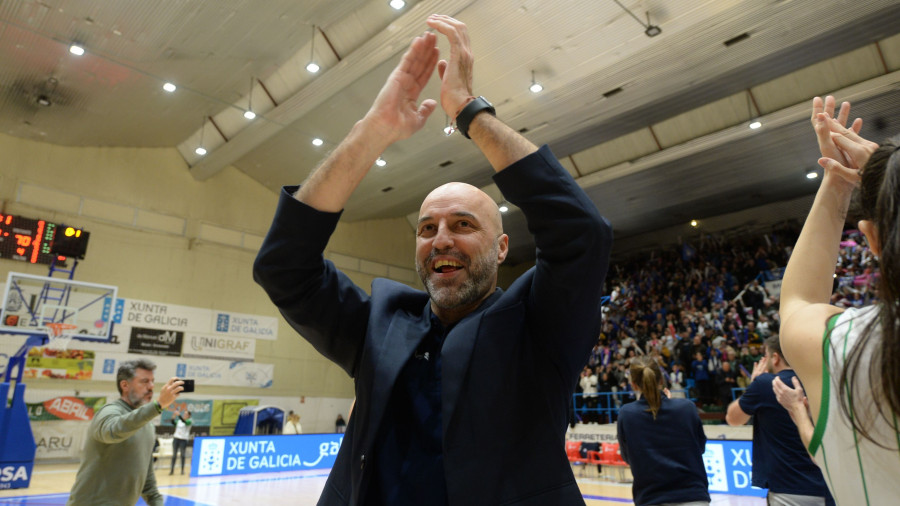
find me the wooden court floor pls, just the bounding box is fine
[0,461,765,505]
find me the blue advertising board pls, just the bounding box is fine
[703,440,766,497]
[191,434,343,477]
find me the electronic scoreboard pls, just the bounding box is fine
[0,213,89,265]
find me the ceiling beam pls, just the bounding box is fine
[188,0,477,181]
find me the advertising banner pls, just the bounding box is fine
[94,353,274,389]
[23,348,94,380]
[182,333,255,361]
[162,399,214,426]
[128,327,183,356]
[704,440,766,497]
[32,421,89,460]
[191,434,343,477]
[27,396,106,422]
[212,311,278,340]
[115,297,278,341]
[210,399,259,436]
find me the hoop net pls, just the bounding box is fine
[44,322,78,351]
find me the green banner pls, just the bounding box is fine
[27,396,107,421]
[209,399,258,436]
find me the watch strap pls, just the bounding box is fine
[456,96,496,139]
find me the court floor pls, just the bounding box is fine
[0,462,765,505]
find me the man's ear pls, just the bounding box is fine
[858,220,881,257]
[497,234,509,264]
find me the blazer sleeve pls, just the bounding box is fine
[253,186,371,377]
[493,145,613,381]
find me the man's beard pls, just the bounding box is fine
[417,242,498,310]
[127,390,149,407]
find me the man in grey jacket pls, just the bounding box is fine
[67,359,184,506]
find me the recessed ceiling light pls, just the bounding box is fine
[195,146,207,156]
[749,121,762,129]
[499,205,509,213]
[306,62,320,73]
[529,82,543,93]
[312,138,324,146]
[375,157,387,167]
[806,170,819,179]
[69,44,84,56]
[163,82,177,92]
[244,110,256,120]
[690,220,698,227]
[389,0,406,10]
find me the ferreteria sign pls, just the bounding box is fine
[192,434,343,477]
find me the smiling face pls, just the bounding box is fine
[415,183,508,322]
[121,368,154,408]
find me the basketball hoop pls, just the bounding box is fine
[44,322,78,351]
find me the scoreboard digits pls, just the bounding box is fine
[0,214,83,265]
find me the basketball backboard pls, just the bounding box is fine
[0,272,117,343]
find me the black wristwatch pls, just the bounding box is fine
[456,96,496,139]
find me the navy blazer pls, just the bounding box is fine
[254,145,612,505]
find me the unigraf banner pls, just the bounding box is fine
[183,333,255,361]
[93,353,274,389]
[27,396,106,421]
[191,434,343,477]
[128,327,184,356]
[113,297,278,341]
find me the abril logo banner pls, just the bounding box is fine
[191,434,343,477]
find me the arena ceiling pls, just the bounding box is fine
[1,0,899,264]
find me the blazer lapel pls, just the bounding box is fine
[366,312,430,437]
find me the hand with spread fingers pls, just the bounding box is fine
[364,31,440,143]
[426,14,476,120]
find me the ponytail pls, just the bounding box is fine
[842,136,900,446]
[631,356,663,419]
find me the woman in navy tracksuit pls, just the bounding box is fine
[617,356,710,505]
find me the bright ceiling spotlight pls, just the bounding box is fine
[529,70,543,93]
[163,82,177,92]
[806,169,819,179]
[389,0,406,10]
[69,44,85,56]
[749,120,762,129]
[244,76,256,120]
[312,138,324,147]
[690,220,698,227]
[375,157,387,167]
[306,25,320,73]
[499,204,509,213]
[195,116,207,156]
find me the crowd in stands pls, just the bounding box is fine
[573,225,877,423]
